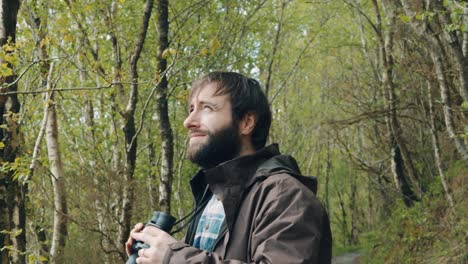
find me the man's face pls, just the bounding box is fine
[183,82,241,168]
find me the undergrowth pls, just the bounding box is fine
[360,163,467,263]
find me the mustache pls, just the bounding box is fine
[188,129,209,136]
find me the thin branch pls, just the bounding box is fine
[127,57,176,153]
[342,0,380,36]
[270,17,330,104]
[24,63,55,182]
[2,60,39,89]
[1,56,70,89]
[0,81,151,96]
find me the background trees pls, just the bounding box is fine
[0,0,465,263]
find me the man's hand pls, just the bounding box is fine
[130,225,178,264]
[125,223,145,257]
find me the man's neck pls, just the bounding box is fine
[238,141,256,157]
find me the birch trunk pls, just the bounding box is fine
[156,0,174,214]
[432,0,468,102]
[46,89,68,264]
[431,48,468,160]
[373,0,419,206]
[464,7,468,57]
[147,138,160,209]
[426,81,455,209]
[26,7,68,262]
[400,0,468,160]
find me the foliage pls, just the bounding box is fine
[360,167,467,263]
[0,0,465,262]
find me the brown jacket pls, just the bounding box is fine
[163,144,332,264]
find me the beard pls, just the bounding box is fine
[187,120,241,169]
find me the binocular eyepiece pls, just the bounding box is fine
[126,211,176,264]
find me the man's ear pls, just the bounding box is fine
[239,112,256,136]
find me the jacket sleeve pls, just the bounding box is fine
[163,241,245,264]
[249,175,328,263]
[163,174,330,264]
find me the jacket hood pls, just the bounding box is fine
[255,150,318,195]
[189,144,318,220]
[189,144,318,201]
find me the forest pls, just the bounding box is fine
[0,0,466,263]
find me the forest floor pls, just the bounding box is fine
[332,252,362,264]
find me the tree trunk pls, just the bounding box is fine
[373,0,419,206]
[44,64,68,264]
[464,7,468,57]
[118,0,154,259]
[26,7,69,262]
[264,1,286,99]
[336,188,349,246]
[324,136,331,214]
[0,1,24,263]
[400,0,468,160]
[432,1,468,102]
[155,0,174,214]
[426,81,455,209]
[174,146,186,220]
[430,47,468,160]
[147,137,160,209]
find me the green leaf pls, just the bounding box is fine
[0,63,13,77]
[209,38,221,54]
[462,101,468,109]
[399,15,411,23]
[463,24,468,33]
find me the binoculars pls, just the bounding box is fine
[126,211,176,264]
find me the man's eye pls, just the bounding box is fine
[203,105,213,110]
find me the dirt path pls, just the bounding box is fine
[332,252,361,264]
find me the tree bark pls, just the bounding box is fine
[45,81,68,264]
[336,187,349,246]
[432,1,468,102]
[325,136,331,214]
[426,81,455,209]
[264,1,286,99]
[155,0,174,214]
[27,7,69,262]
[400,0,468,160]
[0,1,24,263]
[464,6,468,57]
[373,0,419,206]
[147,137,160,209]
[118,0,154,259]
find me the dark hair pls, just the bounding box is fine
[189,72,272,150]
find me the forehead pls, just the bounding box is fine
[189,82,228,104]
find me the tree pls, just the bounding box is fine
[155,0,174,214]
[0,1,25,263]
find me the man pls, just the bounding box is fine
[126,72,332,263]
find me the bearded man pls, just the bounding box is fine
[126,72,332,264]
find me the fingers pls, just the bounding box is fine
[136,247,158,264]
[126,223,145,256]
[133,223,145,232]
[138,248,146,258]
[131,231,152,245]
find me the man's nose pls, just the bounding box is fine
[183,110,199,129]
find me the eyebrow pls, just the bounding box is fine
[188,100,221,112]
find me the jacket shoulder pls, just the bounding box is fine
[253,172,324,214]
